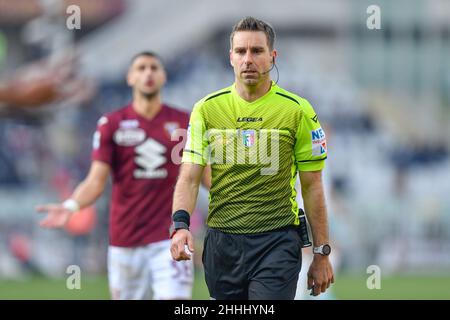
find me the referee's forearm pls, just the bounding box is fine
[172,164,202,215]
[302,183,329,247]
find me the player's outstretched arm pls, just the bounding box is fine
[170,163,204,261]
[36,161,110,228]
[0,53,90,109]
[299,170,335,296]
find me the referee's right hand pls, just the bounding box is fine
[170,229,194,261]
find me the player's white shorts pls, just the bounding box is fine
[107,239,193,300]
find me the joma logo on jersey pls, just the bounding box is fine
[134,138,168,179]
[236,117,263,122]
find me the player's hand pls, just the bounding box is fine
[3,53,93,109]
[4,79,60,107]
[170,229,194,261]
[307,255,334,296]
[35,203,73,228]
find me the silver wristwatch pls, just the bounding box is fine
[313,244,331,256]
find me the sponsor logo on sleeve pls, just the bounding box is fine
[92,131,100,150]
[97,116,108,126]
[311,127,327,156]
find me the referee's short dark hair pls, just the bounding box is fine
[230,17,276,50]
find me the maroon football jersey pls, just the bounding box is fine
[92,103,189,247]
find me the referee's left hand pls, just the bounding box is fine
[307,255,334,296]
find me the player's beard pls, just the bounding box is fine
[139,89,159,100]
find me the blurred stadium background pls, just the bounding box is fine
[0,0,449,299]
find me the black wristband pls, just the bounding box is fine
[172,209,191,227]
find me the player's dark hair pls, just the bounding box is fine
[230,17,276,50]
[129,51,164,67]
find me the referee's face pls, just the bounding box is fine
[230,31,276,86]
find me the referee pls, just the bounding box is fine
[170,16,334,300]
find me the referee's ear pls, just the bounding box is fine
[271,50,278,64]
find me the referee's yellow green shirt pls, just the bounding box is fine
[183,82,327,234]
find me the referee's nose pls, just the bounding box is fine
[243,50,254,66]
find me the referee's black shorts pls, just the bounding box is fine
[202,226,302,300]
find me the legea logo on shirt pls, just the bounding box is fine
[311,127,326,156]
[114,128,146,146]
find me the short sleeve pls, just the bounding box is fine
[294,99,327,171]
[91,116,114,165]
[182,102,208,166]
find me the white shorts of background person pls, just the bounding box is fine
[108,239,193,300]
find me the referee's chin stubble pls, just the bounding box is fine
[240,73,261,85]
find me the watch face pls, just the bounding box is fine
[322,244,331,255]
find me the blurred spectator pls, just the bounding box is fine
[0,54,94,110]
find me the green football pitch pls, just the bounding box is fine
[1,271,449,300]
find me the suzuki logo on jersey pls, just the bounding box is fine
[237,117,263,122]
[311,127,327,156]
[134,138,168,179]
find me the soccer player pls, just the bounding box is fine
[36,52,196,300]
[170,17,334,299]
